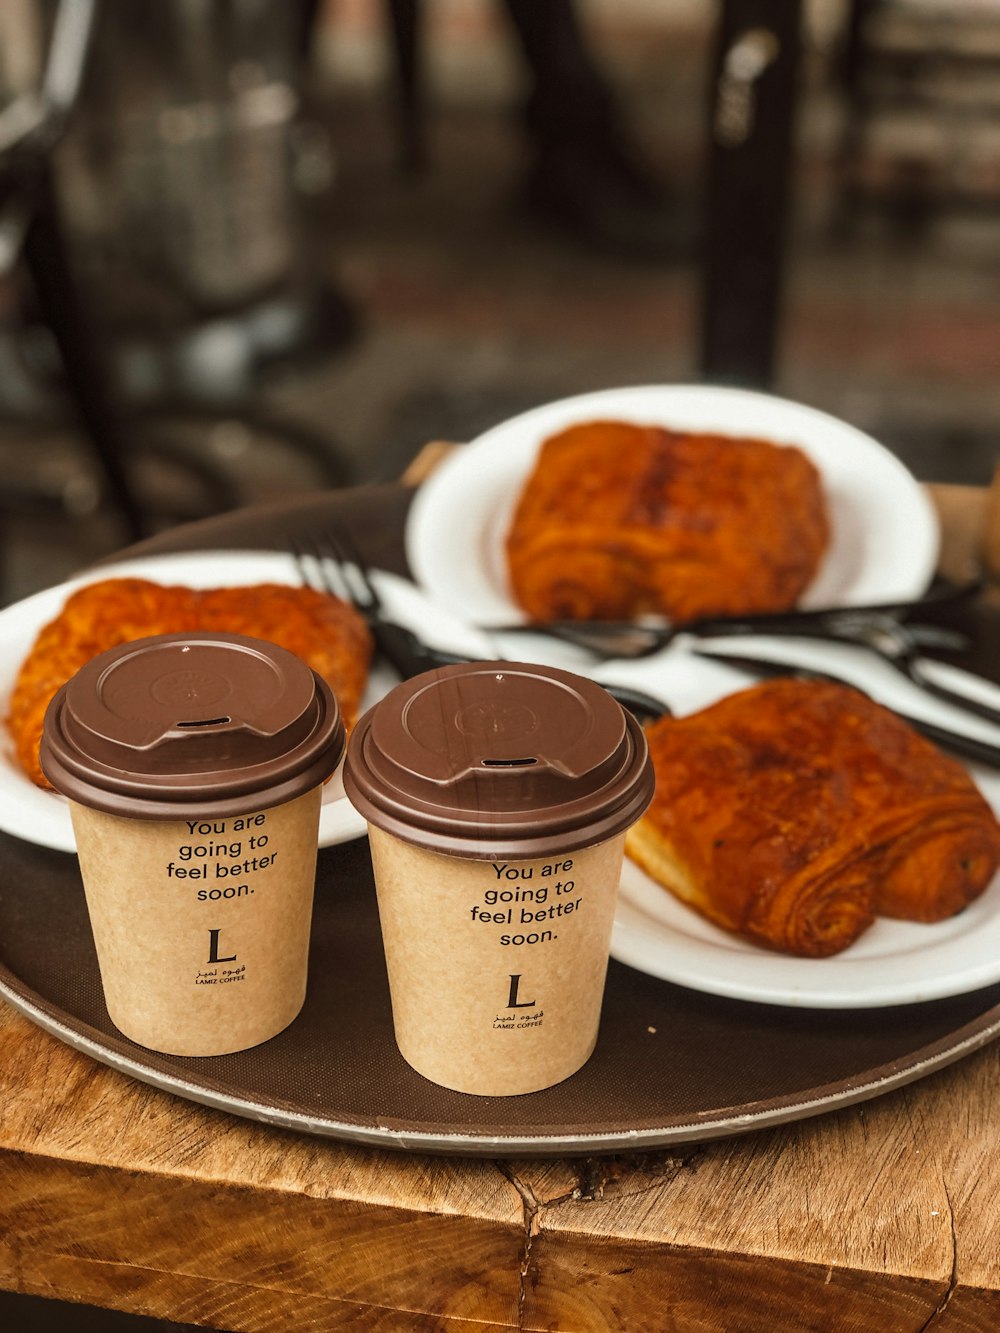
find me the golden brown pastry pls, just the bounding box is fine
[505,420,830,623]
[625,679,1000,957]
[8,578,373,789]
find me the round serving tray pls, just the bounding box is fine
[3,829,1000,1158]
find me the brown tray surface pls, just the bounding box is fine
[5,483,1000,1156]
[3,827,1000,1157]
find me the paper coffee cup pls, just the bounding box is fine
[40,632,345,1056]
[344,661,653,1096]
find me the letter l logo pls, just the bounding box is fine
[507,974,536,1008]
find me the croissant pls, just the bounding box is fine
[505,420,830,623]
[8,578,373,790]
[625,679,1000,957]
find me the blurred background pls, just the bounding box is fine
[0,0,997,609]
[0,3,998,1329]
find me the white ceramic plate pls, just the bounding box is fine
[605,641,1000,1008]
[405,384,940,624]
[0,551,495,854]
[613,806,1000,1009]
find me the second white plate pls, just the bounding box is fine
[406,384,940,625]
[602,642,1000,1008]
[613,804,1000,1009]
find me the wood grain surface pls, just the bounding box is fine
[3,996,1000,1330]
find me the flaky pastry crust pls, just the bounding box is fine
[506,420,830,622]
[625,679,1000,957]
[8,578,373,789]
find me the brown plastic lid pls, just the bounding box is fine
[343,661,653,859]
[40,632,345,820]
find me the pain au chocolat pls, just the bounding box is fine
[625,679,1000,958]
[8,578,372,790]
[505,420,830,623]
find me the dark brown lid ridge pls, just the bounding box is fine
[40,632,346,820]
[343,661,653,859]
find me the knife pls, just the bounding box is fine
[491,580,980,660]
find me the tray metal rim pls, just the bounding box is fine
[4,968,1000,1158]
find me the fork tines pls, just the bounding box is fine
[292,531,379,615]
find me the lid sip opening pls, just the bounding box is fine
[40,631,346,820]
[344,660,654,860]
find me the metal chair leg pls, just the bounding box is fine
[21,160,146,541]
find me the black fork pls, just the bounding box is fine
[837,613,1000,728]
[292,529,671,723]
[293,529,467,679]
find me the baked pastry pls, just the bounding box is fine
[625,679,1000,957]
[505,420,830,623]
[8,578,373,789]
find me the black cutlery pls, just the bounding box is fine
[491,581,1000,728]
[293,531,671,723]
[293,532,469,680]
[491,581,980,660]
[815,612,1000,728]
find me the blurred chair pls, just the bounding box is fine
[0,0,355,598]
[52,0,357,407]
[0,0,147,541]
[832,0,1000,239]
[699,0,804,387]
[384,0,425,174]
[380,0,807,386]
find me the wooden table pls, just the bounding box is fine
[3,481,1000,1331]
